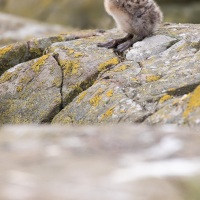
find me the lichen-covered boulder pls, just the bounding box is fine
[0,23,200,126]
[52,24,200,126]
[0,55,62,123]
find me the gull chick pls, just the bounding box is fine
[98,0,163,53]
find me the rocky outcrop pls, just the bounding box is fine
[0,124,200,200]
[0,23,200,126]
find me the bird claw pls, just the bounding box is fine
[114,40,134,53]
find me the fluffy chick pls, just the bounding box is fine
[98,0,163,53]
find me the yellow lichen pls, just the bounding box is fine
[16,85,23,92]
[106,89,114,97]
[146,75,161,82]
[168,88,176,92]
[74,40,83,45]
[62,60,80,76]
[18,76,32,84]
[53,78,61,87]
[131,77,139,82]
[113,65,128,72]
[74,52,84,58]
[90,89,103,107]
[53,97,61,104]
[68,49,75,55]
[159,94,173,104]
[0,71,13,84]
[76,91,87,103]
[31,55,49,73]
[0,44,14,57]
[98,57,119,71]
[100,106,115,120]
[183,86,200,118]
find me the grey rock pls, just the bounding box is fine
[126,35,177,62]
[0,55,62,123]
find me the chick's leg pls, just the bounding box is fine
[97,34,133,49]
[114,35,145,53]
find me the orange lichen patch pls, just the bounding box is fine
[100,106,115,120]
[0,44,14,57]
[159,94,173,104]
[183,86,200,118]
[76,91,87,103]
[106,89,114,97]
[98,57,119,71]
[146,75,161,82]
[31,55,49,73]
[89,88,103,107]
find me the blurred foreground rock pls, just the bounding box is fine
[0,23,200,126]
[0,125,200,200]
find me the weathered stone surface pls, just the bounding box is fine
[52,24,200,126]
[0,27,98,75]
[0,55,62,123]
[0,23,200,126]
[0,125,200,200]
[126,35,177,62]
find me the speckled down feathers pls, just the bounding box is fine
[104,0,163,36]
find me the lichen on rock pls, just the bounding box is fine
[1,23,200,126]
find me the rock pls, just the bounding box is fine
[126,35,177,62]
[0,55,62,123]
[0,12,70,47]
[0,124,200,200]
[0,23,200,126]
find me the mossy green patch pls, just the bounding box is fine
[31,55,49,73]
[98,57,119,71]
[183,85,200,118]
